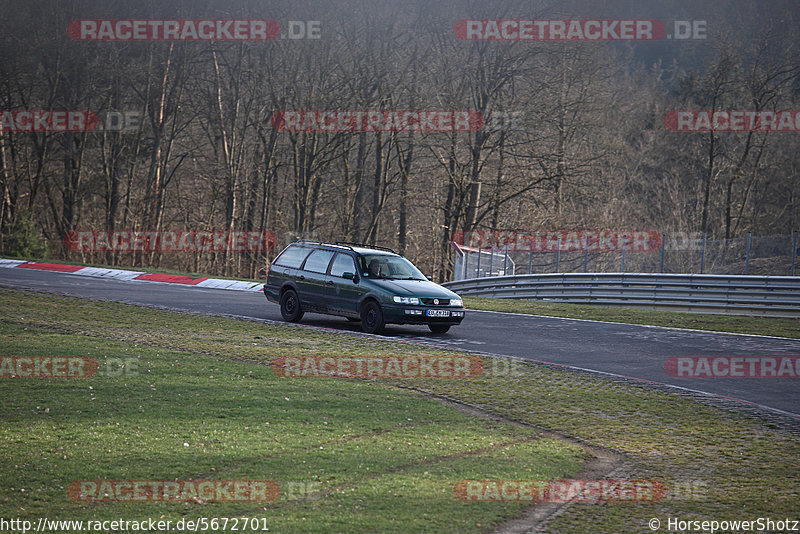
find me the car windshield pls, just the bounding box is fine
[358,254,426,280]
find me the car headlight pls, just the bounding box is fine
[393,296,420,305]
[450,298,463,307]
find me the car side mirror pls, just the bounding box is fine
[343,272,356,282]
[426,275,433,281]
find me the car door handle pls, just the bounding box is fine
[326,280,335,285]
[297,275,305,280]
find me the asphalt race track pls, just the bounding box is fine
[2,267,799,419]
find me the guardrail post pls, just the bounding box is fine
[556,237,561,273]
[463,248,468,280]
[476,248,481,278]
[745,232,751,275]
[503,243,508,275]
[489,248,494,276]
[528,239,533,274]
[660,233,665,273]
[792,230,797,276]
[700,232,707,274]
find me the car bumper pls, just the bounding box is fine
[383,305,465,325]
[263,284,279,303]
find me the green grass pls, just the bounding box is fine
[464,296,800,339]
[0,291,582,533]
[1,289,798,533]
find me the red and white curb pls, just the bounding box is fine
[0,259,264,292]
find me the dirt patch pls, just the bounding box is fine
[425,394,628,534]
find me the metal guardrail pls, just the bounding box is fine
[443,273,800,318]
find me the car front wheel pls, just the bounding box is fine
[361,301,385,334]
[428,324,451,334]
[280,289,304,322]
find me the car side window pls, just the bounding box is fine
[329,253,356,278]
[303,249,334,273]
[273,245,310,269]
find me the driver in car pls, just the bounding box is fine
[368,259,383,277]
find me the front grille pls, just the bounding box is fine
[421,298,449,306]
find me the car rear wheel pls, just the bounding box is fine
[428,324,451,334]
[280,289,304,322]
[361,301,385,334]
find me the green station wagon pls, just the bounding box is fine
[264,242,465,334]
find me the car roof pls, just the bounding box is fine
[349,247,395,256]
[293,241,397,256]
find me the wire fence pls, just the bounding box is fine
[451,232,800,281]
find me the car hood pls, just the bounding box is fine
[369,278,459,299]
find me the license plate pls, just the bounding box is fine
[426,309,450,317]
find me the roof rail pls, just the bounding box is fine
[294,240,355,251]
[335,241,396,254]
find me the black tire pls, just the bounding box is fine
[428,324,451,334]
[361,301,385,334]
[280,289,304,322]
